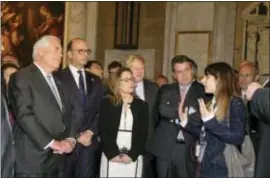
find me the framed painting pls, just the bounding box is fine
[175,31,212,78]
[1,2,66,67]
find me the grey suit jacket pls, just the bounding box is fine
[9,64,77,174]
[1,92,15,178]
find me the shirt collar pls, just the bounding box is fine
[178,79,194,90]
[136,81,144,88]
[34,62,51,77]
[69,64,85,76]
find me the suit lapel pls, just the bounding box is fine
[85,72,94,97]
[30,64,61,111]
[65,68,81,101]
[175,83,181,102]
[184,81,197,105]
[143,80,149,102]
[54,77,66,112]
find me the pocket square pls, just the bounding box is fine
[188,107,196,115]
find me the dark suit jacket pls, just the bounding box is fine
[99,97,149,161]
[1,92,15,178]
[143,79,159,140]
[148,81,207,176]
[8,64,76,174]
[55,68,104,136]
[192,97,247,178]
[250,88,270,178]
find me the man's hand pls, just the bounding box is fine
[49,140,63,154]
[52,139,75,154]
[246,82,262,100]
[77,130,93,146]
[120,154,133,164]
[110,155,121,162]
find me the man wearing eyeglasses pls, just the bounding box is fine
[55,38,104,178]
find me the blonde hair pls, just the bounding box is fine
[125,55,145,68]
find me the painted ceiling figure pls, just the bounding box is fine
[1,2,24,56]
[33,6,64,40]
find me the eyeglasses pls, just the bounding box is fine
[72,49,92,55]
[239,74,254,78]
[119,78,135,83]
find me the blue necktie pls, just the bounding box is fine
[77,70,86,105]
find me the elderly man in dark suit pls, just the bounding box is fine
[246,82,270,178]
[55,38,104,178]
[9,35,77,178]
[148,55,209,178]
[1,91,15,178]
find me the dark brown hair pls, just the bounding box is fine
[204,62,240,120]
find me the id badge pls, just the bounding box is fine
[195,143,200,157]
[198,142,207,163]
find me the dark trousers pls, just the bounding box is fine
[64,144,96,178]
[142,153,158,178]
[157,143,189,178]
[15,167,63,178]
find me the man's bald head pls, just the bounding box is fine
[67,38,91,69]
[238,61,259,90]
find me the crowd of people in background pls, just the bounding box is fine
[1,35,269,178]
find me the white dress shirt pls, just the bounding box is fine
[69,64,87,92]
[135,81,145,101]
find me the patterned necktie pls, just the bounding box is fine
[77,70,86,105]
[180,86,187,101]
[177,86,188,141]
[47,75,62,110]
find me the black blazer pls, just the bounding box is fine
[8,64,76,174]
[148,81,207,157]
[55,68,104,135]
[99,97,149,161]
[148,81,208,177]
[143,79,159,138]
[250,88,270,178]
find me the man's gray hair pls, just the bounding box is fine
[32,35,60,60]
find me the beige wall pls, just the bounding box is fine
[93,2,253,76]
[96,2,166,78]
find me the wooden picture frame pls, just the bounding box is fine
[175,31,212,78]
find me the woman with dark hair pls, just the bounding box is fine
[179,62,247,178]
[1,63,19,125]
[99,68,149,177]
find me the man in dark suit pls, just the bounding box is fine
[246,82,270,178]
[1,91,15,178]
[55,38,104,178]
[238,61,260,152]
[125,55,159,178]
[148,55,207,178]
[8,35,77,178]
